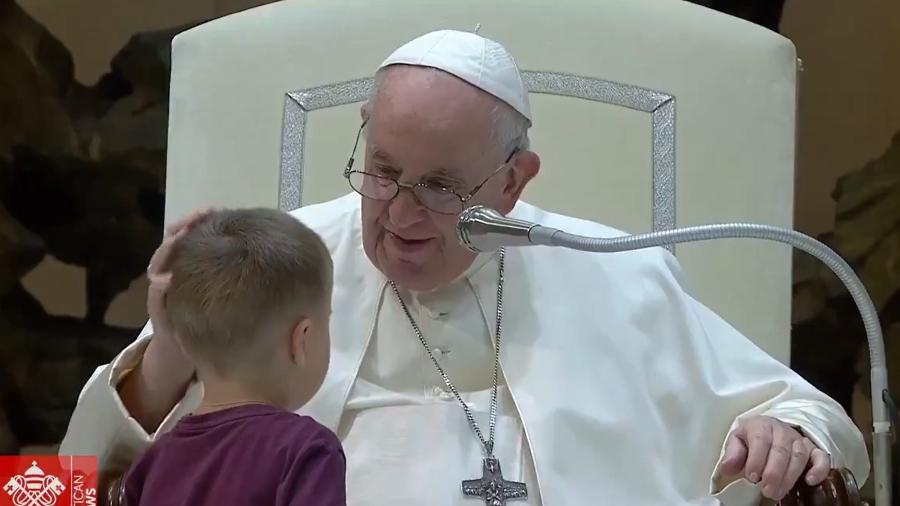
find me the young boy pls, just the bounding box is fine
[122,208,344,505]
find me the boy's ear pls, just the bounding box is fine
[289,317,313,367]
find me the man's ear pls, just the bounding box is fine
[360,102,371,122]
[498,150,540,214]
[289,317,313,367]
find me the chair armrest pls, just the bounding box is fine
[779,468,866,506]
[99,470,126,506]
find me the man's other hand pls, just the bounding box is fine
[719,415,831,501]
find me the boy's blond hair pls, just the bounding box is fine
[165,208,332,376]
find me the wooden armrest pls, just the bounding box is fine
[779,468,866,506]
[99,470,126,506]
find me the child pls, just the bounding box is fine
[122,208,344,505]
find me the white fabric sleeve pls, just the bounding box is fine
[654,253,870,496]
[58,321,203,473]
[688,296,871,494]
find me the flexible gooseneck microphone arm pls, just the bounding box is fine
[457,205,893,506]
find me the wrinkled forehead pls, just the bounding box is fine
[365,66,501,177]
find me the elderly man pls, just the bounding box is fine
[61,30,868,505]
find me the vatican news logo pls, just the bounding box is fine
[1,456,97,506]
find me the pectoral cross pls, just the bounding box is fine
[462,457,528,505]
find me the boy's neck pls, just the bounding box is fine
[194,373,283,415]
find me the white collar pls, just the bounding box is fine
[400,251,498,313]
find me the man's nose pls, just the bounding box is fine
[388,188,427,229]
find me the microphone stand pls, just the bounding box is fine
[457,205,894,506]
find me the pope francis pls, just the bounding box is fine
[60,30,869,505]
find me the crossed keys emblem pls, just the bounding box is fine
[3,461,66,506]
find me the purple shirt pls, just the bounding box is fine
[124,404,346,505]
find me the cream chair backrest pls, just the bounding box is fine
[164,0,798,362]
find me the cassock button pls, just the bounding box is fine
[431,386,455,400]
[423,306,448,319]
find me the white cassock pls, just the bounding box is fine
[60,193,869,505]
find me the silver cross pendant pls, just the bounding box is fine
[462,457,528,505]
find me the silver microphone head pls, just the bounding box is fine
[456,205,538,252]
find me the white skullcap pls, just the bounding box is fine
[378,29,532,124]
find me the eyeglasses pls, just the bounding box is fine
[342,120,517,215]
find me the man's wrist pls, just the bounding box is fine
[143,331,194,381]
[116,334,193,433]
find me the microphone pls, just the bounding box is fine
[456,206,549,252]
[457,204,894,505]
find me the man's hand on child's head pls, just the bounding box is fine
[117,207,216,434]
[146,207,216,347]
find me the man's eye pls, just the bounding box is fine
[374,166,399,178]
[426,181,457,193]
